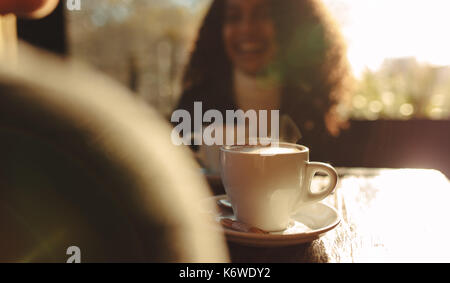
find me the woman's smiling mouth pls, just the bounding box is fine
[234,41,268,58]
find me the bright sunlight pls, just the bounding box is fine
[322,0,450,76]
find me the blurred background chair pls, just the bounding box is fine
[0,43,228,262]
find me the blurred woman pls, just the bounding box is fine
[176,0,351,159]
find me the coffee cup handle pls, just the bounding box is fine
[304,162,338,203]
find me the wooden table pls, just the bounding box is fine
[221,168,450,263]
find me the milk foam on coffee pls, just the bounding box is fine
[239,146,300,155]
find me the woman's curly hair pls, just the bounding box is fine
[182,0,352,136]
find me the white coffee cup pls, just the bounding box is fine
[220,143,338,231]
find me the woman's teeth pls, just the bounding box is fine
[239,42,264,52]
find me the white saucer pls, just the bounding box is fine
[212,195,341,247]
